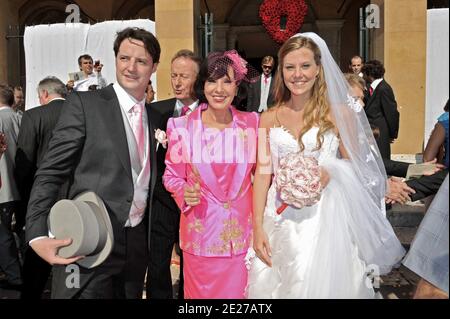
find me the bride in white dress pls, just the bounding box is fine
[246,33,405,299]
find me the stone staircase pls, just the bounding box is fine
[379,201,427,299]
[387,202,426,249]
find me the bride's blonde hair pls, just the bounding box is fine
[272,36,335,151]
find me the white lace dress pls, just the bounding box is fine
[246,127,405,299]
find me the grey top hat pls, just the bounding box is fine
[48,191,114,269]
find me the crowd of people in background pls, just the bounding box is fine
[0,27,448,299]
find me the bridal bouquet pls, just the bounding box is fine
[274,152,322,214]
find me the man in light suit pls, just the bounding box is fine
[26,27,160,299]
[0,84,22,290]
[246,55,275,113]
[147,49,201,299]
[362,60,400,159]
[14,76,67,299]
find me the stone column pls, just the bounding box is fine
[154,0,199,100]
[382,0,427,154]
[315,20,345,64]
[0,1,20,85]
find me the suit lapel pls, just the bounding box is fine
[148,113,157,198]
[100,86,132,179]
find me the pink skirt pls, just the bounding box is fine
[183,252,248,299]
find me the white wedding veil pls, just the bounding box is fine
[292,32,387,211]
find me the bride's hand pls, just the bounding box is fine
[320,167,330,189]
[253,227,272,267]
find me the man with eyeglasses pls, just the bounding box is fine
[247,55,275,113]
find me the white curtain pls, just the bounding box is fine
[425,9,449,144]
[24,19,156,109]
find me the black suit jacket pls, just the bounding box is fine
[365,80,399,158]
[147,98,178,212]
[246,75,275,112]
[383,158,409,177]
[407,169,448,202]
[26,85,157,251]
[15,99,65,207]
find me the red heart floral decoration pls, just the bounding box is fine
[259,0,308,44]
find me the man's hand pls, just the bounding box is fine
[422,158,445,176]
[95,63,103,73]
[385,176,416,204]
[66,80,74,90]
[30,237,84,265]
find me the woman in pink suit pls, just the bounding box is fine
[163,51,259,299]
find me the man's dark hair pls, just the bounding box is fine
[113,27,161,63]
[444,99,449,112]
[38,76,68,98]
[361,59,385,79]
[0,84,14,106]
[78,54,93,67]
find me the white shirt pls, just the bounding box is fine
[174,99,199,117]
[258,75,272,112]
[113,83,150,227]
[73,73,107,92]
[370,78,383,91]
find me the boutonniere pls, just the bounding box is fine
[154,129,168,151]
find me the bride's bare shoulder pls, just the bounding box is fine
[260,106,279,129]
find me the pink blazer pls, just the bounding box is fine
[163,103,259,257]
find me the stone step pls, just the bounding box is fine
[387,202,425,227]
[393,226,418,249]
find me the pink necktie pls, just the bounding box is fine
[369,87,374,96]
[130,103,145,164]
[181,105,190,116]
[264,75,269,85]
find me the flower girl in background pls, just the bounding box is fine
[163,51,259,298]
[246,33,405,298]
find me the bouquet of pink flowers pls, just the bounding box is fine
[274,151,322,214]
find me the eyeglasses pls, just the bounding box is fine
[262,65,273,70]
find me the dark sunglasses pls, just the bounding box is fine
[262,65,273,69]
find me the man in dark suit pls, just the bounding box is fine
[147,49,201,299]
[247,56,275,113]
[25,27,160,299]
[362,60,400,159]
[14,76,67,298]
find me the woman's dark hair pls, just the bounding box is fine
[194,51,248,106]
[444,99,449,112]
[113,27,161,63]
